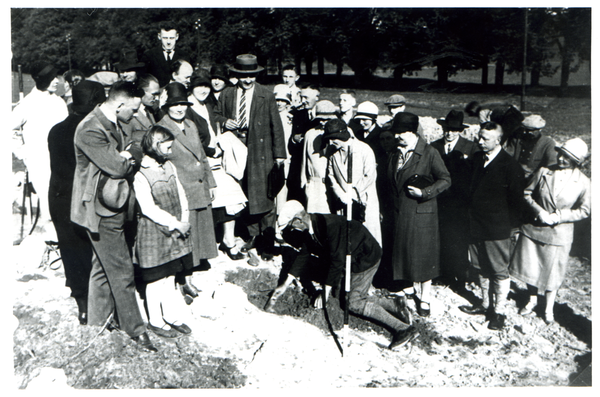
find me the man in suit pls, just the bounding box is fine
[214,54,286,256]
[431,110,478,290]
[266,200,417,350]
[71,81,157,351]
[120,73,160,143]
[142,23,190,87]
[459,122,525,331]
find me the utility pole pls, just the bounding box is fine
[66,33,72,72]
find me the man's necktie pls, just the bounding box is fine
[239,89,247,129]
[166,50,172,61]
[446,143,452,155]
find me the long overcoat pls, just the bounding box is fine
[387,138,451,282]
[214,83,286,215]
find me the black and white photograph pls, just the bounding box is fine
[8,4,593,389]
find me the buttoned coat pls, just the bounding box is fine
[467,149,525,241]
[214,83,286,215]
[156,116,216,210]
[520,166,590,246]
[71,107,137,234]
[387,138,451,281]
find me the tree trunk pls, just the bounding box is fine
[336,61,344,83]
[559,51,571,97]
[530,64,541,86]
[437,61,448,85]
[305,52,314,77]
[295,54,302,76]
[494,59,505,87]
[481,58,489,86]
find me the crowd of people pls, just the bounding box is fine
[12,22,591,353]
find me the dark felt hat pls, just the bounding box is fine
[114,48,145,72]
[72,80,106,115]
[163,82,192,107]
[210,64,229,81]
[190,70,212,89]
[322,119,350,141]
[229,54,264,74]
[31,62,58,91]
[437,110,469,131]
[390,112,419,134]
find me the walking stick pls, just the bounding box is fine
[343,149,353,356]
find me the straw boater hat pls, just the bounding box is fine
[229,54,264,74]
[437,110,469,131]
[354,101,379,120]
[556,138,588,166]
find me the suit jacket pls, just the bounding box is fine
[156,116,216,210]
[521,166,590,246]
[120,105,157,144]
[431,136,479,207]
[142,47,190,87]
[286,214,382,288]
[214,83,286,214]
[358,124,386,166]
[71,107,137,233]
[468,149,525,241]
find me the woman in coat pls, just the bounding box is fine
[156,82,218,300]
[387,113,451,317]
[510,138,590,324]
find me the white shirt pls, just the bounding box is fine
[444,138,459,154]
[483,145,502,167]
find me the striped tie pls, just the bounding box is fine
[239,89,247,129]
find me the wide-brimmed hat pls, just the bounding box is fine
[522,114,546,131]
[229,54,264,74]
[31,62,58,91]
[322,119,351,142]
[354,101,379,120]
[72,80,106,114]
[277,200,305,231]
[437,110,469,131]
[384,94,406,107]
[556,138,588,165]
[95,174,130,215]
[390,112,419,134]
[314,100,338,120]
[273,84,291,103]
[210,64,229,81]
[163,82,192,107]
[114,48,145,72]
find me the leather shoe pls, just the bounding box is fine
[389,325,418,350]
[180,283,199,298]
[78,311,88,325]
[459,304,488,316]
[417,302,430,318]
[487,312,506,331]
[169,322,192,335]
[219,242,245,261]
[148,324,181,339]
[133,332,158,352]
[240,236,256,253]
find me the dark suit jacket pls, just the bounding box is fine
[142,47,190,87]
[214,83,286,214]
[71,107,137,233]
[120,105,157,144]
[286,214,382,288]
[359,124,386,166]
[468,149,525,241]
[431,136,479,207]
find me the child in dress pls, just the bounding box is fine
[134,125,193,338]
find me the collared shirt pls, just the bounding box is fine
[483,145,502,167]
[163,50,174,61]
[397,140,417,170]
[444,137,459,154]
[99,103,117,125]
[236,85,255,125]
[363,123,376,139]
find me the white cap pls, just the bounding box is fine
[277,200,305,230]
[354,101,379,120]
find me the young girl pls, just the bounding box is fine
[134,125,193,338]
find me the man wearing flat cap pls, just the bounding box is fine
[266,200,417,351]
[503,114,557,184]
[12,61,68,239]
[386,112,451,317]
[72,81,157,352]
[214,54,286,256]
[431,110,478,291]
[323,119,381,245]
